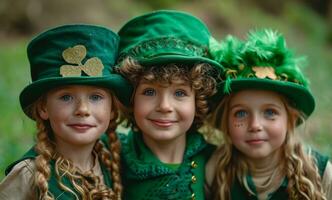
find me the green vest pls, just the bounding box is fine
[5,147,113,199]
[230,150,329,200]
[118,130,215,200]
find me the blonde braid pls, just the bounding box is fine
[31,102,56,200]
[96,95,122,199]
[107,128,122,198]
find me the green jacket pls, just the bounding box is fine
[119,130,215,200]
[5,147,113,199]
[230,150,329,200]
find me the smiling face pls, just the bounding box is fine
[133,79,196,148]
[227,89,288,160]
[39,85,114,149]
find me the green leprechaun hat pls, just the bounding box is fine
[210,29,315,117]
[20,24,132,119]
[117,10,224,71]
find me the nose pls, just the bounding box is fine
[74,98,90,117]
[156,95,172,113]
[248,114,262,132]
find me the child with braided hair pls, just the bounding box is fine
[205,29,332,200]
[0,24,132,200]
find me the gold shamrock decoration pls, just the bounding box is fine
[252,66,277,80]
[60,45,104,77]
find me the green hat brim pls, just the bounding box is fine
[212,78,315,117]
[20,75,132,119]
[135,54,223,69]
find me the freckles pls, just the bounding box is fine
[233,122,244,128]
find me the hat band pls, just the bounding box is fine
[118,37,209,62]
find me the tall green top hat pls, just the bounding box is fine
[210,29,315,117]
[20,24,132,119]
[117,10,223,70]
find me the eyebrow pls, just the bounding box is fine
[229,103,283,110]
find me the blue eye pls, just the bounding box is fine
[90,94,103,101]
[175,90,186,97]
[264,109,277,118]
[143,88,156,96]
[59,95,72,102]
[234,110,247,119]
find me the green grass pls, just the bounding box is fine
[0,41,35,179]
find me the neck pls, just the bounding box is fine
[142,135,186,164]
[56,141,96,172]
[246,149,282,176]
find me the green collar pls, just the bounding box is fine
[119,130,209,180]
[246,174,288,198]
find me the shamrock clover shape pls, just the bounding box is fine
[60,45,104,77]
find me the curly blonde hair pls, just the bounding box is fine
[29,92,122,200]
[208,93,326,200]
[116,57,217,131]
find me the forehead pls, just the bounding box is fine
[230,89,285,107]
[138,79,191,87]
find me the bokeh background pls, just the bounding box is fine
[1,0,331,179]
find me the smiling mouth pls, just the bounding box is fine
[149,119,176,127]
[68,124,95,132]
[246,139,267,145]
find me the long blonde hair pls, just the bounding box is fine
[29,92,122,200]
[208,93,326,200]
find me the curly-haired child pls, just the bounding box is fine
[116,10,224,200]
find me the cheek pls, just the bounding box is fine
[269,123,288,144]
[228,120,247,141]
[133,100,148,118]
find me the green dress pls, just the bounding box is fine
[5,147,113,199]
[119,130,215,200]
[230,150,329,200]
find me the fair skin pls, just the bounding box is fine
[134,79,196,163]
[39,85,114,171]
[228,89,288,167]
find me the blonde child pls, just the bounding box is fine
[116,10,224,200]
[205,29,332,200]
[0,24,132,200]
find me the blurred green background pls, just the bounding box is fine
[1,0,331,179]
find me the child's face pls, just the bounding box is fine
[227,89,288,161]
[133,79,195,147]
[39,85,114,149]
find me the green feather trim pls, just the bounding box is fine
[224,76,232,94]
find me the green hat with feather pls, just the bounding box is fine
[210,29,315,117]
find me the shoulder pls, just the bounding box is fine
[5,146,37,175]
[205,145,226,188]
[309,149,329,177]
[0,159,36,200]
[322,161,332,199]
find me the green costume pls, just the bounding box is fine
[1,24,131,199]
[116,10,224,200]
[5,148,114,199]
[208,29,330,199]
[230,151,329,200]
[119,130,215,200]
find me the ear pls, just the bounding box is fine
[37,103,49,120]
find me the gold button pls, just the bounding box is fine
[191,161,197,168]
[191,193,195,200]
[191,175,197,183]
